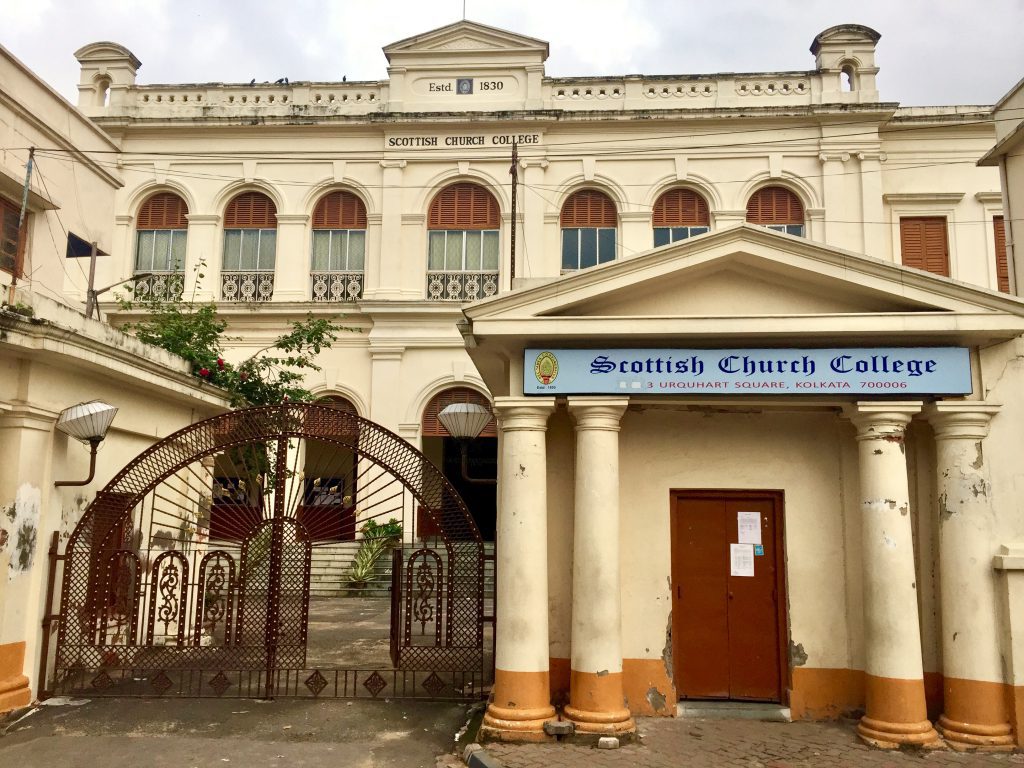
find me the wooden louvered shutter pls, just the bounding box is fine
[137,193,189,229]
[900,217,949,277]
[1,197,19,273]
[561,189,617,227]
[224,192,277,228]
[746,186,804,225]
[994,216,1010,293]
[653,188,710,226]
[316,395,358,414]
[421,387,496,437]
[313,191,367,229]
[428,183,500,230]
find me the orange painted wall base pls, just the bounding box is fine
[0,641,30,714]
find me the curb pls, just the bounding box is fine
[464,743,503,768]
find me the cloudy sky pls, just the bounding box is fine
[6,0,1024,106]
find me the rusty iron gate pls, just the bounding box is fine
[45,403,487,701]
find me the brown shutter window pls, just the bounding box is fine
[900,217,950,277]
[994,216,1010,293]
[428,183,500,230]
[313,191,367,229]
[137,192,189,229]
[1,197,19,274]
[561,189,617,227]
[224,192,277,228]
[653,188,710,227]
[745,186,804,226]
[421,387,496,437]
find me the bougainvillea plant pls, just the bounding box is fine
[119,283,355,407]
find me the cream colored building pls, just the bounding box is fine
[2,18,1023,750]
[0,45,230,713]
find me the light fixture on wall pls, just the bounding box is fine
[53,400,118,487]
[437,402,496,486]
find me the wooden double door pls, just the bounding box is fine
[671,490,788,703]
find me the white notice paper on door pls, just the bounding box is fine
[737,511,762,545]
[730,543,755,577]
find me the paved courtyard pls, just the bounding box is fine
[486,718,1024,768]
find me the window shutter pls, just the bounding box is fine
[421,387,496,437]
[428,183,500,230]
[746,186,804,226]
[313,191,367,229]
[560,189,617,227]
[653,188,710,227]
[316,395,358,414]
[900,217,949,277]
[1,197,19,272]
[994,216,1010,293]
[137,192,189,229]
[224,192,277,228]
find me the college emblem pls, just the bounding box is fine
[534,351,559,385]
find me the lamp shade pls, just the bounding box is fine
[55,400,118,443]
[437,402,492,440]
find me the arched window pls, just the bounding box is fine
[561,189,617,270]
[746,186,805,237]
[426,183,500,301]
[222,191,277,301]
[653,188,710,247]
[421,387,496,437]
[134,192,188,300]
[311,191,367,302]
[840,63,857,92]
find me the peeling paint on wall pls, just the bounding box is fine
[662,609,673,681]
[1,483,41,580]
[646,685,667,712]
[789,640,808,667]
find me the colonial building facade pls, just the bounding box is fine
[2,19,1023,750]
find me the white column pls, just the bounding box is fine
[184,214,221,302]
[367,160,405,300]
[482,397,557,739]
[564,398,634,737]
[847,402,939,748]
[272,214,310,302]
[927,402,1014,750]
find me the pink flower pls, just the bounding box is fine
[239,371,249,381]
[198,367,210,377]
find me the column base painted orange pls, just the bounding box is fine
[481,669,556,742]
[0,641,30,714]
[564,670,635,736]
[857,673,941,748]
[937,677,1015,751]
[1012,685,1024,749]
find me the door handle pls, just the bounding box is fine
[728,592,734,600]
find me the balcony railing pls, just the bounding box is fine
[310,271,364,302]
[221,272,274,302]
[426,271,499,302]
[133,271,184,301]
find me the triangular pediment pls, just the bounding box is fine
[464,225,1024,346]
[384,21,549,62]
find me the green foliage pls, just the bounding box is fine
[119,274,357,407]
[343,517,402,587]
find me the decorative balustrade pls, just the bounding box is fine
[310,272,364,302]
[426,271,499,302]
[132,271,184,301]
[221,272,275,302]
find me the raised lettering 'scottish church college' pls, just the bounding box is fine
[2,19,1024,751]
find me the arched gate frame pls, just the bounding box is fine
[49,404,485,700]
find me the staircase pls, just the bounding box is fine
[308,540,496,604]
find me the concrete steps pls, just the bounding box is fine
[306,540,496,600]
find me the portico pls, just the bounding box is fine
[466,225,1024,747]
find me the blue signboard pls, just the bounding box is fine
[524,348,971,396]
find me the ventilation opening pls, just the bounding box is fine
[841,65,856,92]
[95,77,111,107]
